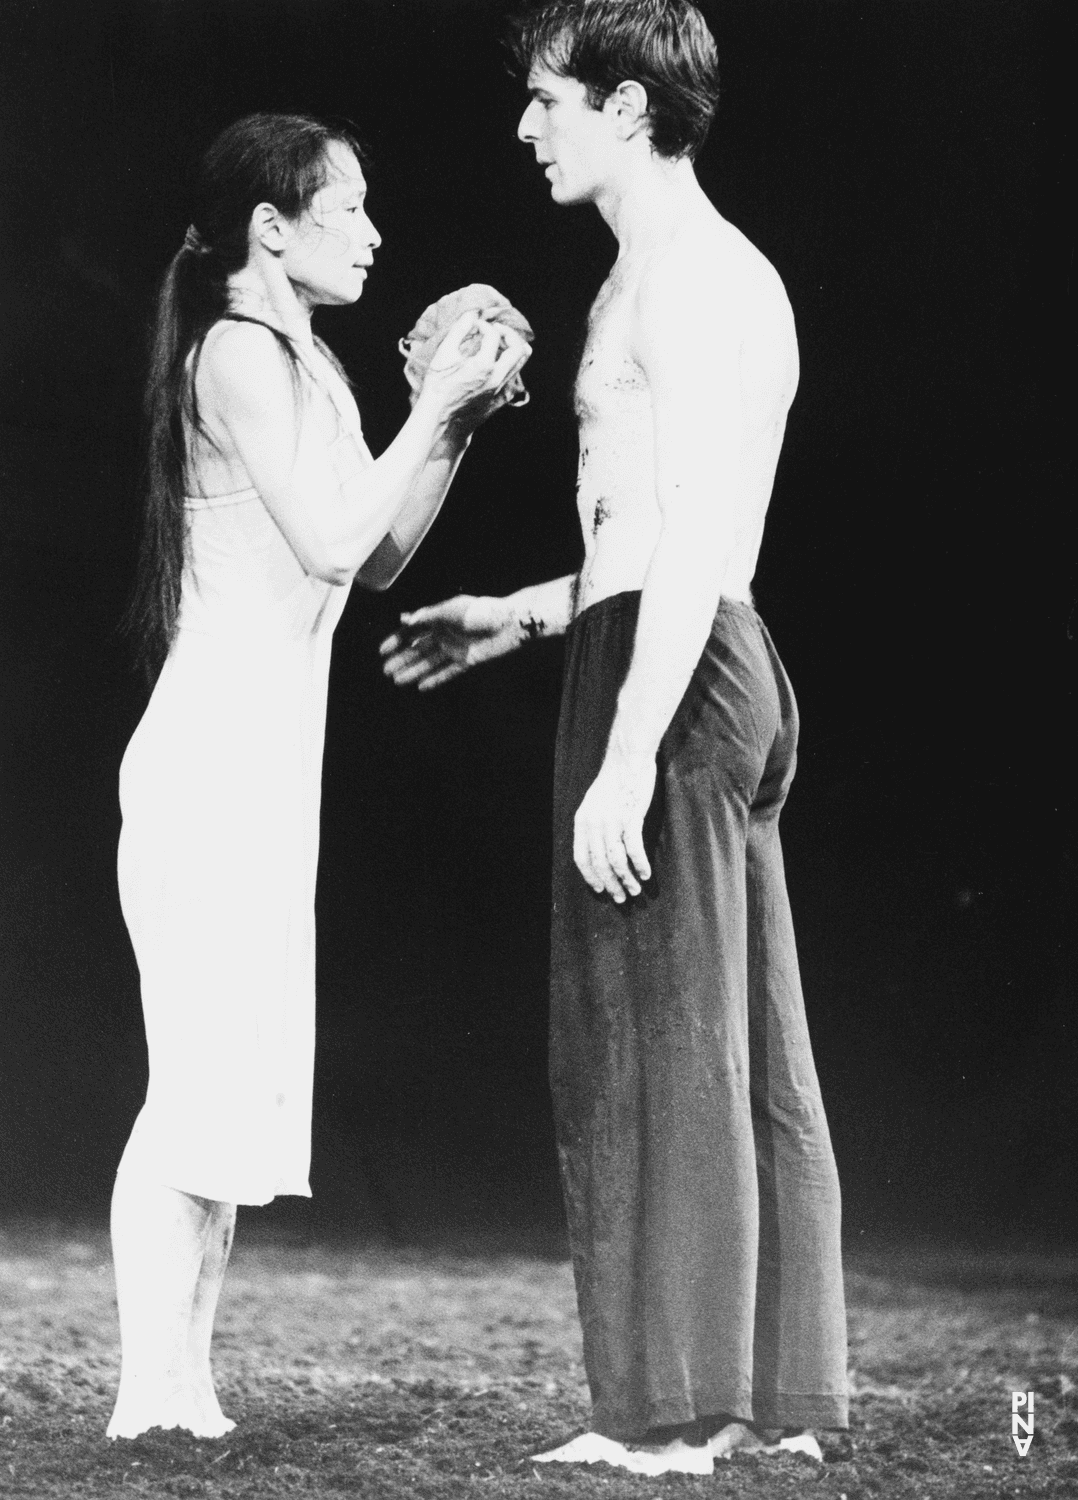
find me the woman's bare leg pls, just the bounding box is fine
[107,1167,236,1439]
[185,1200,237,1433]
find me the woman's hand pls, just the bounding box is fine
[415,313,531,427]
[379,594,521,690]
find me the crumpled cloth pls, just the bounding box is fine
[399,283,534,408]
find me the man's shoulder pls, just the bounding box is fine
[630,208,797,392]
[639,211,791,326]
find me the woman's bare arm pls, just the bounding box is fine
[353,426,471,591]
[196,316,528,585]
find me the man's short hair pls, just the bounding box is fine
[509,0,720,161]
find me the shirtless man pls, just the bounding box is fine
[381,0,848,1475]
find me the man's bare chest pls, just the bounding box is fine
[576,267,648,422]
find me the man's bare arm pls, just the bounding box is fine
[380,573,576,690]
[572,254,744,900]
[611,265,743,754]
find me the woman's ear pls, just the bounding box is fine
[250,201,291,256]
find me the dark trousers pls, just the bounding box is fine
[550,592,848,1441]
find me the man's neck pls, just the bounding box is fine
[594,153,710,259]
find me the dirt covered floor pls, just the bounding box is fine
[1,1225,1076,1498]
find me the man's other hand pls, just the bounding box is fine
[573,752,655,902]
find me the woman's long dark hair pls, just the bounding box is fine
[129,112,364,677]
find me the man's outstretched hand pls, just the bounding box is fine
[379,595,521,691]
[573,748,655,903]
[383,593,656,902]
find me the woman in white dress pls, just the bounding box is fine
[108,112,530,1440]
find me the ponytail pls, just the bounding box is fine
[126,241,227,678]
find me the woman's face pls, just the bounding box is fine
[282,142,381,308]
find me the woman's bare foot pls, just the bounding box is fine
[186,1374,236,1438]
[107,1366,235,1440]
[106,1379,190,1441]
[106,1379,232,1440]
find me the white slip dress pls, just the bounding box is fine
[116,346,369,1205]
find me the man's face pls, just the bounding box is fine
[517,65,617,205]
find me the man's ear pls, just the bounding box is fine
[609,80,650,142]
[250,201,292,256]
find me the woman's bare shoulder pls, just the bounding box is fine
[198,318,291,379]
[194,320,297,420]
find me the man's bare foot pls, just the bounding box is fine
[747,1427,824,1461]
[533,1431,713,1475]
[700,1418,822,1461]
[533,1418,821,1473]
[624,1435,713,1474]
[707,1420,766,1458]
[533,1433,635,1466]
[770,1429,824,1460]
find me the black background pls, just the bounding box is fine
[0,0,1072,1248]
